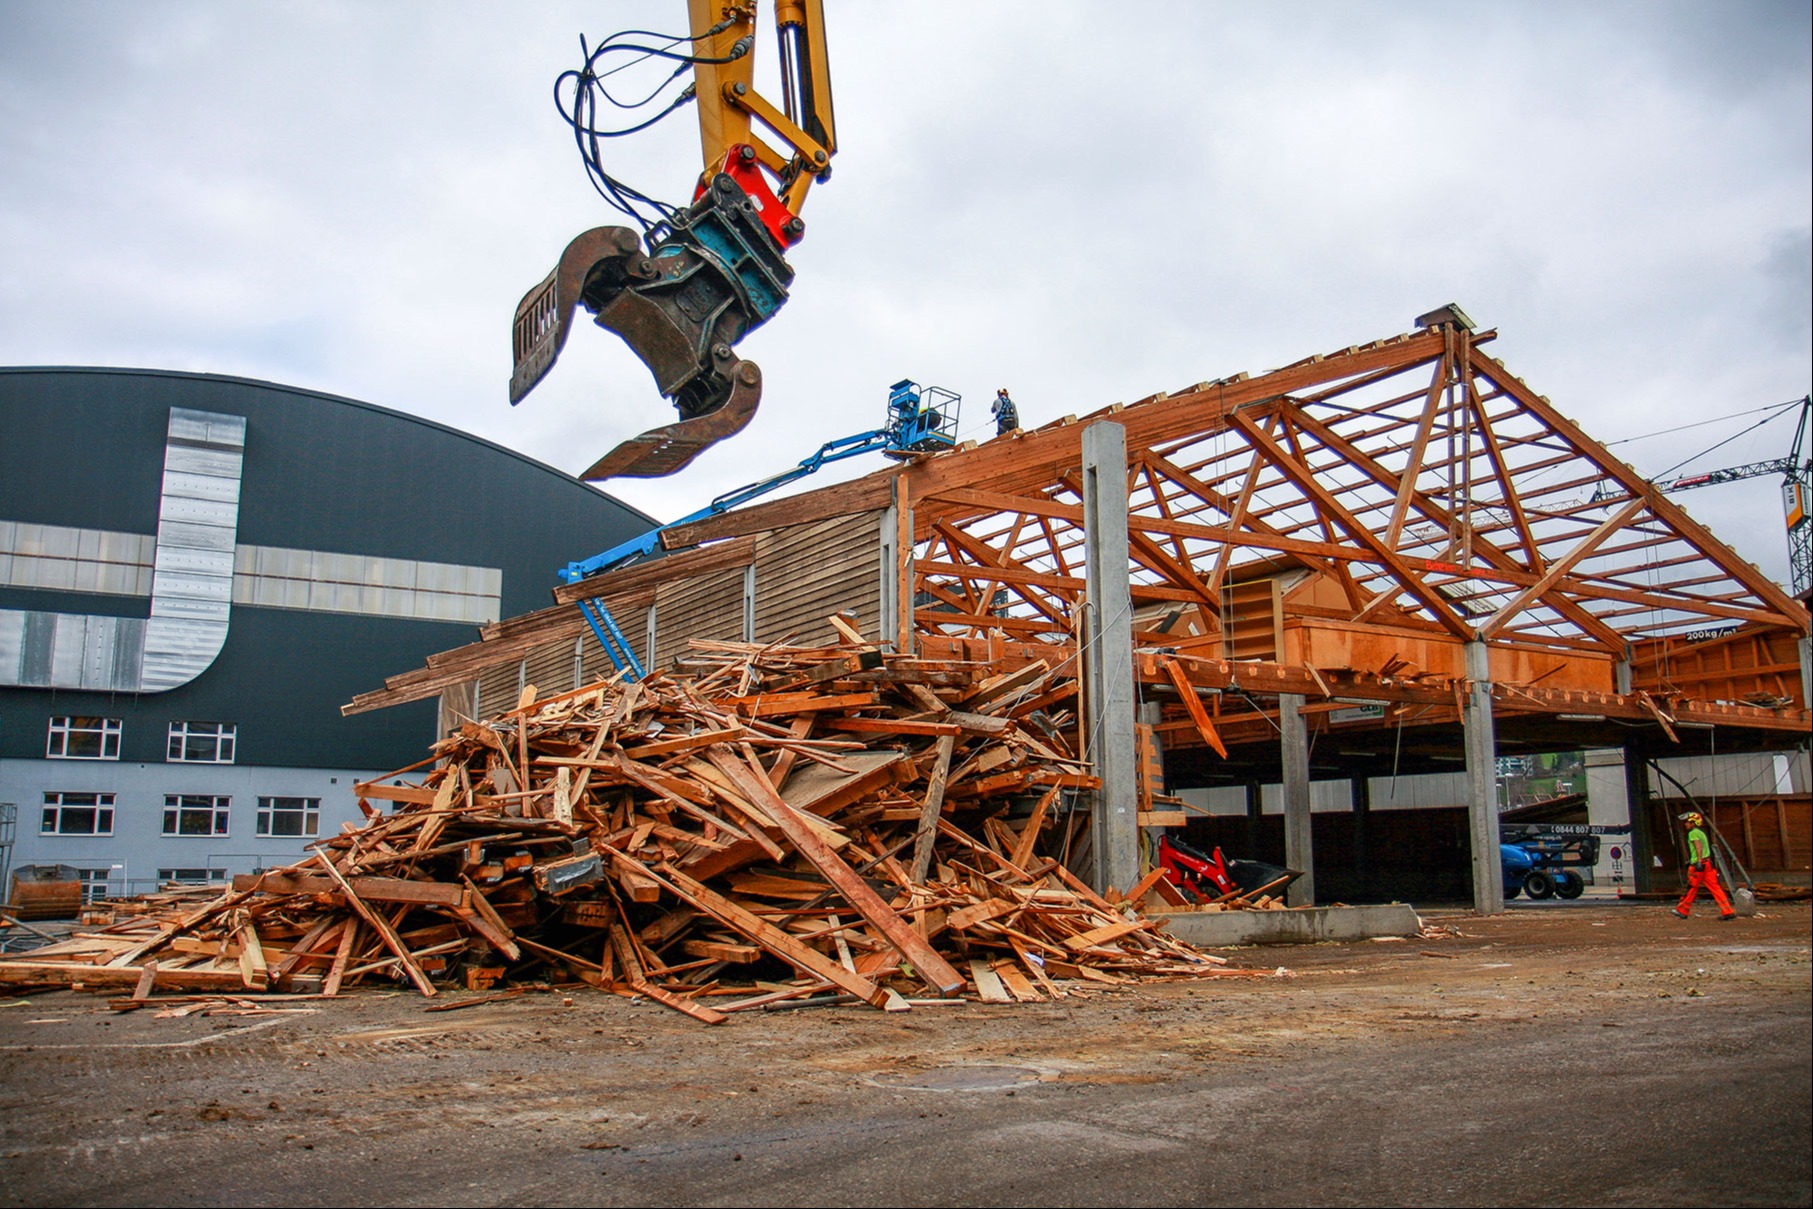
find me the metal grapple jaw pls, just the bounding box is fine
[510,173,795,479]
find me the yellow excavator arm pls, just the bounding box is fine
[510,1,838,481]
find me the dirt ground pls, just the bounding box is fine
[1,900,1808,1208]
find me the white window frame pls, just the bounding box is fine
[40,792,115,836]
[162,794,231,838]
[76,868,115,903]
[167,721,237,764]
[256,796,321,838]
[46,716,122,760]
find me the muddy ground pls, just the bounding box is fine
[1,901,1807,1208]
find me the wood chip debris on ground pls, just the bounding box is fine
[0,636,1276,1022]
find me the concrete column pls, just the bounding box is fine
[1279,693,1315,907]
[1624,746,1656,894]
[1350,774,1372,901]
[1463,640,1504,913]
[1081,421,1139,896]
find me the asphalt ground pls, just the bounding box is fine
[1,901,1807,1208]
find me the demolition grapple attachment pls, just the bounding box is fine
[510,171,795,480]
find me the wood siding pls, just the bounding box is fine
[752,512,883,647]
[653,565,749,671]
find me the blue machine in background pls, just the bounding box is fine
[1499,822,1629,900]
[564,380,962,681]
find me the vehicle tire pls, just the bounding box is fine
[1556,871,1585,900]
[1523,870,1556,899]
[1504,880,1521,901]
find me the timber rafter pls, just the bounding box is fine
[347,315,1809,737]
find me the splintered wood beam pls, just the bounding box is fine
[1225,408,1474,639]
[1164,656,1228,757]
[705,750,965,996]
[910,734,957,882]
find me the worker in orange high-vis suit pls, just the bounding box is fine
[1674,811,1735,920]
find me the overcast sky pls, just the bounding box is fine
[2,2,1808,586]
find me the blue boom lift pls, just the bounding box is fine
[1500,822,1630,900]
[562,380,961,681]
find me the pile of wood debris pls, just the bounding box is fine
[0,635,1272,1022]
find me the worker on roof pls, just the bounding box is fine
[991,388,1019,437]
[1673,811,1735,920]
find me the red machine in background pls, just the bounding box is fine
[1157,834,1302,903]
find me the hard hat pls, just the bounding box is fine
[998,387,1009,394]
[1679,811,1704,827]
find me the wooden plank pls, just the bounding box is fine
[992,960,1043,1003]
[641,859,890,1008]
[456,877,523,961]
[824,717,962,737]
[130,962,158,1001]
[0,962,248,992]
[627,979,729,1026]
[323,920,361,997]
[232,871,465,907]
[968,959,1012,1003]
[312,856,437,997]
[236,919,270,990]
[706,749,966,997]
[621,727,747,759]
[946,897,1017,931]
[1118,866,1171,905]
[348,782,440,806]
[682,939,762,964]
[910,735,958,883]
[1009,786,1059,870]
[727,691,880,718]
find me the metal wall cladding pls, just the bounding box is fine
[0,407,245,692]
[0,611,149,691]
[141,408,245,692]
[228,543,500,625]
[0,521,156,596]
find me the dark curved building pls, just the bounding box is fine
[0,367,654,897]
